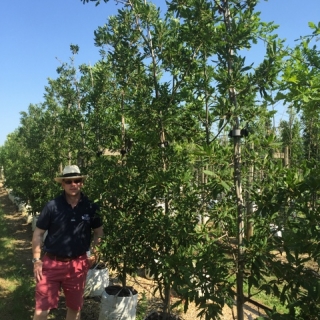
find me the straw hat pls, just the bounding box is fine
[54,165,87,182]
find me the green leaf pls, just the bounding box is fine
[308,21,316,29]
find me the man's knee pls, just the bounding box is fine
[33,309,49,320]
[66,307,81,320]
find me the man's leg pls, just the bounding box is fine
[63,256,88,320]
[66,307,81,320]
[33,310,49,320]
[34,257,64,319]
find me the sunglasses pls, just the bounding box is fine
[63,179,83,184]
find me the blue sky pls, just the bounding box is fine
[1,0,319,146]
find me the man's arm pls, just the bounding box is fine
[92,226,104,248]
[32,226,46,282]
[88,226,104,266]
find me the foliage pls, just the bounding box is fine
[246,164,320,319]
[279,108,304,168]
[276,24,320,170]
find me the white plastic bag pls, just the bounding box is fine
[98,285,138,320]
[84,262,109,298]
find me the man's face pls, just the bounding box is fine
[62,178,83,196]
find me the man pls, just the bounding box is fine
[32,165,103,320]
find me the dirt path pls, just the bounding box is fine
[0,182,34,319]
[0,180,267,319]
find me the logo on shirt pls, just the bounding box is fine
[82,214,90,221]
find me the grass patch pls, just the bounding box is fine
[0,207,35,320]
[228,273,288,315]
[136,291,149,320]
[243,283,288,314]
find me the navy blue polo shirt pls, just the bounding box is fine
[36,192,102,257]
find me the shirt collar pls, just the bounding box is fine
[61,191,84,204]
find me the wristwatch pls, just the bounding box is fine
[32,258,41,263]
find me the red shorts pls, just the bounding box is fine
[35,254,89,311]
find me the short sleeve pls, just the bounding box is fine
[36,202,52,230]
[90,203,103,229]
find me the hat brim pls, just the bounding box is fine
[54,175,88,183]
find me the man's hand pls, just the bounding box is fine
[33,260,43,282]
[87,255,97,268]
